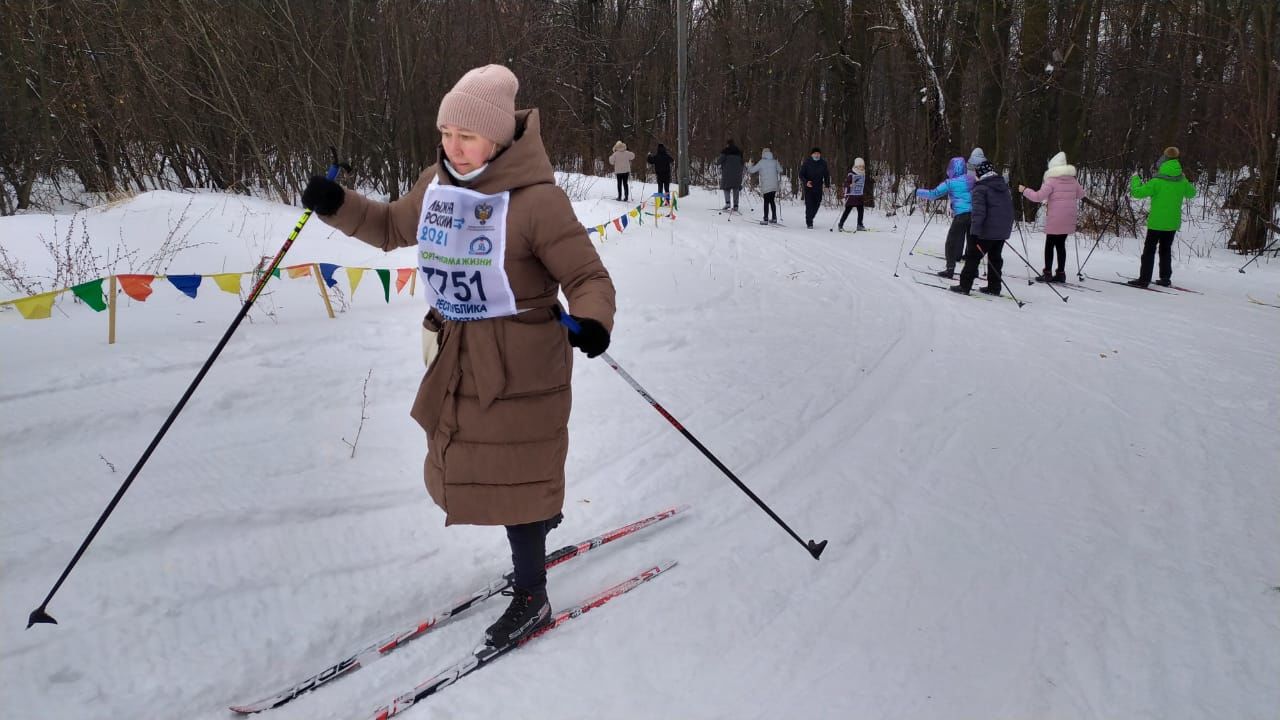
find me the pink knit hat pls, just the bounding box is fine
[436,65,519,146]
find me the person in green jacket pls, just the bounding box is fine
[1127,146,1196,287]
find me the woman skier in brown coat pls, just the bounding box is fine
[301,64,616,647]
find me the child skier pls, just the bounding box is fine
[838,158,867,231]
[746,148,782,224]
[916,156,974,277]
[952,159,1014,296]
[1127,147,1196,287]
[609,141,635,201]
[1018,151,1088,283]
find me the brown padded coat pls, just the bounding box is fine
[319,109,615,526]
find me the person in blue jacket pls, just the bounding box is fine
[916,156,974,278]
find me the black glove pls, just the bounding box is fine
[566,316,610,358]
[302,175,345,216]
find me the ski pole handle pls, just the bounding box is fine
[326,145,351,182]
[558,312,582,335]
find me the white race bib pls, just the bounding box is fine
[415,181,517,321]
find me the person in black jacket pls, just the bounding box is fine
[716,139,745,210]
[952,159,1014,296]
[799,148,831,229]
[647,144,674,196]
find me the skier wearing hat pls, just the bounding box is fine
[799,147,831,229]
[952,158,1014,296]
[1127,147,1196,287]
[301,64,616,647]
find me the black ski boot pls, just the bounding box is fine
[1053,270,1066,283]
[936,268,955,279]
[1155,278,1172,287]
[1038,268,1053,282]
[949,285,970,295]
[484,587,551,646]
[1126,278,1149,288]
[978,286,1001,297]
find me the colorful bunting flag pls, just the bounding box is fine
[286,265,312,279]
[71,279,107,311]
[395,267,413,293]
[212,273,242,294]
[167,274,202,299]
[13,291,58,319]
[346,267,365,296]
[117,274,155,301]
[376,269,391,303]
[318,263,339,288]
[613,218,624,232]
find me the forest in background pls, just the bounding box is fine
[1,0,1276,250]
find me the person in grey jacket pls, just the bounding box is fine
[716,139,745,211]
[952,159,1014,296]
[746,148,782,224]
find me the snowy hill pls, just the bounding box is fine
[2,180,1278,719]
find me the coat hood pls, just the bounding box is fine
[762,150,774,160]
[947,156,967,179]
[612,141,626,152]
[1156,158,1184,179]
[968,147,988,167]
[853,157,865,173]
[1044,151,1076,179]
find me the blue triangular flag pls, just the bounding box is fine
[167,274,202,299]
[318,263,340,288]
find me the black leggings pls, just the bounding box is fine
[960,237,1005,292]
[656,176,671,195]
[839,204,864,228]
[763,191,777,221]
[1043,233,1067,272]
[505,513,563,592]
[615,173,630,201]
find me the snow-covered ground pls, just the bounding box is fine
[2,179,1278,719]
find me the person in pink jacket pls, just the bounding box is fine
[1019,151,1087,283]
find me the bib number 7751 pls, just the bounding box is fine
[422,268,489,302]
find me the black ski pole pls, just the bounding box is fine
[1005,236,1068,302]
[558,313,827,561]
[1077,197,1121,280]
[906,201,936,256]
[1239,237,1280,274]
[1077,204,1117,280]
[893,198,930,277]
[973,241,1026,308]
[27,150,349,629]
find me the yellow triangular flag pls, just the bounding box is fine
[212,273,242,294]
[346,267,365,296]
[12,291,59,319]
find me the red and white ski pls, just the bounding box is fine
[230,506,687,713]
[369,559,677,720]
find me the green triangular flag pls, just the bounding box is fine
[376,269,391,303]
[71,278,107,312]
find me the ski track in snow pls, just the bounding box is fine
[2,184,1278,719]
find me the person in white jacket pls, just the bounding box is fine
[746,148,782,224]
[608,141,635,201]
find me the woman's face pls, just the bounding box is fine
[440,124,497,174]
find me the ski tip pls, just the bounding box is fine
[806,539,828,560]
